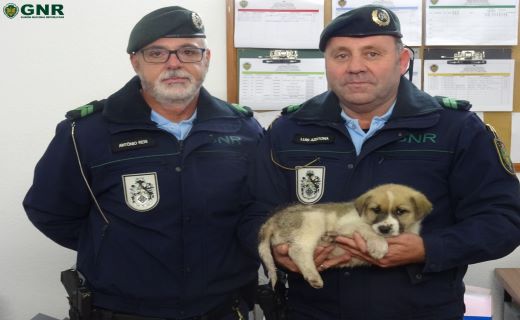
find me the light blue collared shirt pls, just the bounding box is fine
[341,103,395,155]
[150,110,197,141]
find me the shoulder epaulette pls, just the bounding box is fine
[281,104,303,115]
[66,100,104,120]
[230,103,253,117]
[434,96,472,111]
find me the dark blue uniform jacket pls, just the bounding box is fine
[244,77,520,320]
[24,77,263,318]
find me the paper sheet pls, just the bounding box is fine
[423,59,514,112]
[426,0,519,45]
[405,57,422,89]
[234,0,324,49]
[239,57,327,110]
[512,113,520,164]
[331,0,422,46]
[254,110,281,128]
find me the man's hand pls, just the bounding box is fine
[334,232,426,268]
[272,243,352,273]
[272,243,300,272]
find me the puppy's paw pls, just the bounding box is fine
[320,231,338,244]
[304,275,324,289]
[366,237,388,259]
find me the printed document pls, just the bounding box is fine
[426,0,519,45]
[234,0,324,48]
[239,58,327,110]
[423,59,514,112]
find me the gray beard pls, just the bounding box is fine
[140,69,205,105]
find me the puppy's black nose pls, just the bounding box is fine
[378,225,392,234]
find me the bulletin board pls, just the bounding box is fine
[225,0,520,172]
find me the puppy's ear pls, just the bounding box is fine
[354,192,372,217]
[410,191,433,220]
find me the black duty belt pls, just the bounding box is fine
[90,296,244,320]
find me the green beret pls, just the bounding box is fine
[319,5,402,51]
[127,6,206,54]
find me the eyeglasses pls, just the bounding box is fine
[140,47,206,63]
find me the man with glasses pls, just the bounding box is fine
[24,6,263,320]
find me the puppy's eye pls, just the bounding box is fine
[395,208,408,216]
[371,206,382,214]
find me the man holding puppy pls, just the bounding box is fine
[244,5,520,320]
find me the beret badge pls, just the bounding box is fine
[192,12,204,31]
[371,8,391,27]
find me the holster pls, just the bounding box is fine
[61,269,92,320]
[256,271,288,320]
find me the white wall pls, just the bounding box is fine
[1,1,518,319]
[0,1,227,319]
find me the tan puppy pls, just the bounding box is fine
[258,184,432,289]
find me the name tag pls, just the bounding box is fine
[293,134,335,145]
[112,136,155,152]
